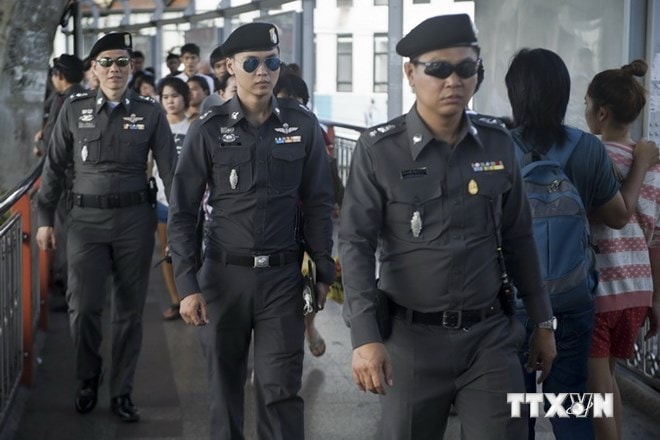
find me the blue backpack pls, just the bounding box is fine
[512,127,596,313]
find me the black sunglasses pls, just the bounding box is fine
[411,58,481,79]
[240,56,282,73]
[96,56,131,68]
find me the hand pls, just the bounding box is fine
[644,304,659,340]
[32,146,43,158]
[315,282,329,311]
[526,328,557,384]
[36,226,56,251]
[33,129,43,144]
[180,293,209,326]
[351,342,393,395]
[633,138,660,169]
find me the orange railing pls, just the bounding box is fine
[0,159,49,429]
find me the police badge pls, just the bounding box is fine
[410,211,423,237]
[81,145,88,162]
[229,169,238,189]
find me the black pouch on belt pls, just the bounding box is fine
[148,177,158,208]
[374,289,392,340]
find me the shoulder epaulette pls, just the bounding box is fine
[364,116,406,144]
[69,91,92,101]
[136,94,157,105]
[469,113,509,133]
[277,98,314,118]
[199,105,227,125]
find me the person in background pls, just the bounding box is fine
[82,56,99,91]
[340,15,556,440]
[135,73,158,100]
[168,22,334,439]
[505,48,659,440]
[155,76,191,320]
[584,59,660,440]
[36,32,177,423]
[128,50,149,90]
[186,74,210,121]
[200,46,229,111]
[175,42,215,93]
[165,51,181,77]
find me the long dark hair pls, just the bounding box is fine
[505,48,570,150]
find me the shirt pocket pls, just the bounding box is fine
[119,131,150,164]
[76,133,101,165]
[386,181,444,242]
[270,145,306,190]
[214,147,253,193]
[466,172,511,233]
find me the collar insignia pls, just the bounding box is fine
[412,134,423,144]
[231,111,240,120]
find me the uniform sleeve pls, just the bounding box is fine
[338,136,384,348]
[500,139,553,324]
[150,108,177,201]
[167,120,210,297]
[37,99,74,227]
[300,123,336,285]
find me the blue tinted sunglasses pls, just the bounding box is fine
[241,56,282,73]
[411,58,481,79]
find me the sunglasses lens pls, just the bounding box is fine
[243,58,260,73]
[115,57,130,67]
[97,58,112,68]
[455,60,478,78]
[264,57,281,71]
[425,62,453,79]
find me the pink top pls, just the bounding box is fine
[591,141,660,313]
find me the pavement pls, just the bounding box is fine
[1,249,658,439]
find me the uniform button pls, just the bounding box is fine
[258,160,265,165]
[453,200,460,206]
[451,234,461,240]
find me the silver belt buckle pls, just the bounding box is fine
[253,255,270,268]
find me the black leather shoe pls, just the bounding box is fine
[75,373,102,414]
[111,394,140,422]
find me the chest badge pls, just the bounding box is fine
[410,211,423,238]
[275,123,298,135]
[81,145,88,162]
[222,133,237,143]
[122,113,145,130]
[468,179,479,195]
[229,169,238,189]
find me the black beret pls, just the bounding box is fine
[89,32,132,60]
[54,54,84,74]
[209,46,224,65]
[221,22,279,57]
[396,14,479,59]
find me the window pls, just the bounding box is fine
[337,0,353,6]
[373,34,388,93]
[337,35,353,92]
[412,0,431,3]
[374,0,388,5]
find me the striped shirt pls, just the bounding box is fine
[591,141,660,312]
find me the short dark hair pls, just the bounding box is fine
[187,75,210,96]
[158,76,190,109]
[274,73,309,106]
[132,50,145,60]
[505,48,570,150]
[180,43,200,57]
[166,52,180,61]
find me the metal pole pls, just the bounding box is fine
[302,0,315,106]
[387,0,403,119]
[73,1,83,58]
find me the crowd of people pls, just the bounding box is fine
[32,12,658,440]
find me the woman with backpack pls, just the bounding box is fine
[504,48,659,440]
[584,59,660,440]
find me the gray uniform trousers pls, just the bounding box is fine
[196,255,305,440]
[381,312,528,440]
[65,203,155,397]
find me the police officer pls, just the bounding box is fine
[168,23,334,440]
[339,14,557,439]
[36,32,177,422]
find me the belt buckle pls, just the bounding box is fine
[109,194,120,208]
[441,310,462,329]
[253,255,270,268]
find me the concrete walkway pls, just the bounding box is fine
[1,252,658,439]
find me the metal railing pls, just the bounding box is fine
[0,158,47,431]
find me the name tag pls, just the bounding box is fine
[400,168,428,179]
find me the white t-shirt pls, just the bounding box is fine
[153,117,191,206]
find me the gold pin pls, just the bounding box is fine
[468,179,479,195]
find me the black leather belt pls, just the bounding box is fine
[72,191,149,209]
[392,300,502,330]
[205,247,300,268]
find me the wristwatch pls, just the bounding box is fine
[537,316,557,331]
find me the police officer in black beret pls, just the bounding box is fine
[36,32,177,422]
[168,22,334,439]
[339,14,557,439]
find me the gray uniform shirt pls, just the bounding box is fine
[339,107,553,348]
[168,96,335,298]
[38,89,177,227]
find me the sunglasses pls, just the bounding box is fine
[411,58,481,79]
[95,56,131,68]
[240,56,282,73]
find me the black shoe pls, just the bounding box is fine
[111,394,140,422]
[75,373,102,414]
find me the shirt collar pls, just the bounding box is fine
[94,89,132,114]
[224,95,283,127]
